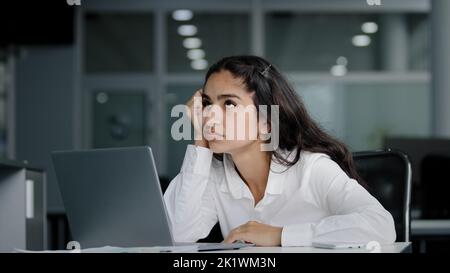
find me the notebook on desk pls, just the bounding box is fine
[51,146,253,252]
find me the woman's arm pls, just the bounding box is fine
[281,156,397,247]
[163,144,218,242]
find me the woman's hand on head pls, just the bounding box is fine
[223,221,282,246]
[186,89,209,148]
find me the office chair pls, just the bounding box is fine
[421,154,450,219]
[353,150,412,242]
[159,176,171,194]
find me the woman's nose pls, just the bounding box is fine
[204,105,223,123]
[203,105,224,132]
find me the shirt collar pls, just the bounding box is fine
[220,150,296,199]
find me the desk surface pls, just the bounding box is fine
[200,242,411,253]
[412,219,450,236]
[13,242,411,253]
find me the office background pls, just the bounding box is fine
[1,0,450,252]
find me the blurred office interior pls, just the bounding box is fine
[1,0,450,252]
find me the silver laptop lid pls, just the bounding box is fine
[51,146,174,248]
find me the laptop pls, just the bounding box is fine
[51,146,253,252]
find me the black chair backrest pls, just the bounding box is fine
[352,150,411,242]
[421,154,450,219]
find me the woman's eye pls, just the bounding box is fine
[224,100,236,108]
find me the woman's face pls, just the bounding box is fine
[202,70,265,154]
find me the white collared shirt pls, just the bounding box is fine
[163,145,396,246]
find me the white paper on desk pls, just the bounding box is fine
[78,245,199,253]
[14,249,74,253]
[14,245,198,253]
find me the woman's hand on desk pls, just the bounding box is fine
[186,89,209,148]
[223,221,282,246]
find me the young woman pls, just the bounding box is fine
[164,56,396,247]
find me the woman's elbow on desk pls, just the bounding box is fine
[363,206,397,244]
[379,211,397,244]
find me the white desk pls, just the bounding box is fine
[13,242,411,253]
[201,242,411,253]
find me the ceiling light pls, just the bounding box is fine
[191,59,208,70]
[330,65,347,76]
[172,10,193,21]
[178,25,198,36]
[336,56,348,66]
[183,37,202,49]
[352,35,371,47]
[187,49,205,60]
[362,22,378,34]
[96,92,109,104]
